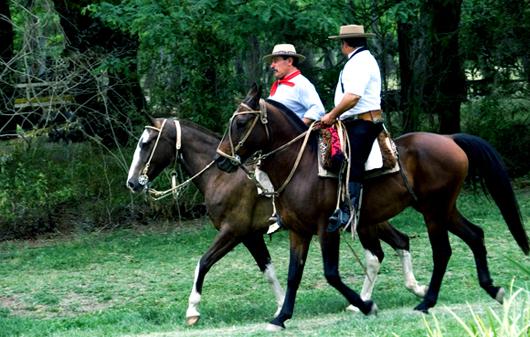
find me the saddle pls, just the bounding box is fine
[317,124,399,179]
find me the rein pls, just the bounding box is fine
[139,119,214,201]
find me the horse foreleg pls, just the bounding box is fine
[266,231,311,332]
[415,217,452,313]
[242,233,285,316]
[186,227,240,325]
[320,228,377,316]
[376,221,427,298]
[448,212,504,303]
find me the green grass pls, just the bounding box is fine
[0,191,528,336]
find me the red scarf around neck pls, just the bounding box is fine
[270,70,301,96]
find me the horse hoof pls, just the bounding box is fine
[495,287,505,304]
[413,303,429,314]
[368,302,378,316]
[265,323,285,332]
[345,304,360,313]
[186,315,200,326]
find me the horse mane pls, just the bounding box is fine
[265,99,308,134]
[264,99,318,152]
[177,119,222,140]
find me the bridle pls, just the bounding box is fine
[216,99,317,196]
[138,118,214,200]
[138,118,181,186]
[216,99,270,165]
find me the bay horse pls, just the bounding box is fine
[126,117,427,325]
[215,84,529,331]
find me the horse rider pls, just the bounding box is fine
[262,43,325,233]
[264,43,325,125]
[320,24,384,232]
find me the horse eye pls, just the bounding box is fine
[140,140,150,149]
[235,117,249,128]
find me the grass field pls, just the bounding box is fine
[0,191,529,336]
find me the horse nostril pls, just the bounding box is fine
[127,180,135,190]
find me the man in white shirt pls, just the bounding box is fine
[264,44,325,125]
[321,25,384,232]
[262,44,325,233]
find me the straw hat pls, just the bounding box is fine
[263,44,306,63]
[328,24,375,39]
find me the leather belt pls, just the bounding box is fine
[355,109,382,121]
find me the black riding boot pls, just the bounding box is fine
[327,182,362,232]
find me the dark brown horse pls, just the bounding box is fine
[216,85,529,331]
[126,117,426,325]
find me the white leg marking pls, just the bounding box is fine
[495,287,505,303]
[347,250,379,313]
[263,263,285,317]
[186,260,202,324]
[360,249,380,301]
[126,130,149,185]
[396,249,427,297]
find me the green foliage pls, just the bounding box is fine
[0,136,206,239]
[424,284,530,337]
[461,96,530,177]
[86,0,350,131]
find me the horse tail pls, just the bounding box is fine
[451,133,529,255]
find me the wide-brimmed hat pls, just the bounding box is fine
[328,24,375,39]
[263,44,306,63]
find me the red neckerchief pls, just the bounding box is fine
[270,70,301,96]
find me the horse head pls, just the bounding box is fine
[216,83,269,172]
[126,118,177,192]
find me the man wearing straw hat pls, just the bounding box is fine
[264,44,325,125]
[321,24,384,232]
[262,44,325,234]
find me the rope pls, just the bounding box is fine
[147,160,215,201]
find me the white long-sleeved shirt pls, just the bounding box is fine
[268,73,325,121]
[334,49,381,119]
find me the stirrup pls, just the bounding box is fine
[267,222,281,235]
[327,207,350,232]
[267,213,283,234]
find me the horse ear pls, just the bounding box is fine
[246,83,262,109]
[141,109,156,125]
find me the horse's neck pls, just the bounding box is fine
[178,123,220,192]
[260,114,316,188]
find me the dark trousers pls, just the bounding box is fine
[342,119,383,182]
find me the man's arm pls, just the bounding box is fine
[320,93,360,126]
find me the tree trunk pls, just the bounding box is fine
[0,0,15,135]
[424,0,466,134]
[0,0,13,63]
[52,0,145,145]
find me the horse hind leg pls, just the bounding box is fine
[242,233,285,316]
[377,221,428,297]
[414,216,452,313]
[448,212,504,303]
[186,227,240,325]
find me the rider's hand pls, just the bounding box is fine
[320,113,336,127]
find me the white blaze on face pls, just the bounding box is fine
[127,129,150,184]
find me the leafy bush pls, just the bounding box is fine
[461,96,530,177]
[0,137,204,239]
